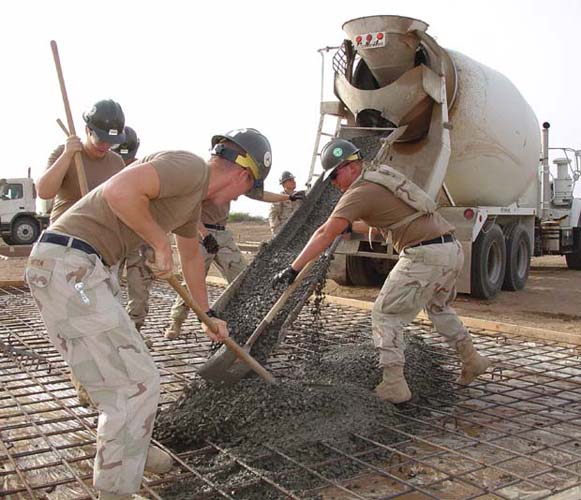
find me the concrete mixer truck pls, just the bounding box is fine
[307,15,581,299]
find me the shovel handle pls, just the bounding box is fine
[165,274,275,384]
[50,40,89,196]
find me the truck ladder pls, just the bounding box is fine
[306,101,345,187]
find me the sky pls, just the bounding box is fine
[1,0,580,216]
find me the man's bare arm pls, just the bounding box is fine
[261,191,289,203]
[103,163,172,272]
[37,136,83,199]
[292,217,349,270]
[176,234,229,340]
[176,235,209,311]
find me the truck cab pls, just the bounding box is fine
[0,177,49,245]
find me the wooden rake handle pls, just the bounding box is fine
[50,40,89,196]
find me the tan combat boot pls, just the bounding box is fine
[70,372,94,408]
[98,492,132,500]
[164,319,183,340]
[145,445,173,474]
[375,365,412,404]
[98,492,147,500]
[455,337,492,385]
[134,323,153,349]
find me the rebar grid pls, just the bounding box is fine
[1,282,580,499]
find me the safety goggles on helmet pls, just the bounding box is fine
[329,153,360,180]
[212,142,261,185]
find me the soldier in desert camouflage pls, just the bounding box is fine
[273,138,491,404]
[27,128,273,499]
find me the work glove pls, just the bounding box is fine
[289,191,306,202]
[202,233,220,254]
[272,266,299,288]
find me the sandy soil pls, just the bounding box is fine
[2,223,579,335]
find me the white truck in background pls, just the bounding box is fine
[0,171,49,245]
[308,15,581,299]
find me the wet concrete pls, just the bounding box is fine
[210,177,343,365]
[155,336,457,498]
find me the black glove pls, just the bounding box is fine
[289,191,306,202]
[272,266,299,288]
[202,233,220,254]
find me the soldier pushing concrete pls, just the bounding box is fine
[37,99,127,407]
[26,128,272,499]
[268,170,304,235]
[273,138,491,404]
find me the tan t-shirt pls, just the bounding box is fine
[46,145,125,223]
[51,151,209,265]
[331,178,454,253]
[201,200,230,226]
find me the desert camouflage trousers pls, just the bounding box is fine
[26,242,160,495]
[122,247,155,330]
[170,228,246,322]
[372,240,469,367]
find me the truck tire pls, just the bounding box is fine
[502,224,531,291]
[346,255,388,286]
[566,251,581,270]
[471,223,506,299]
[565,220,581,270]
[2,235,15,245]
[12,217,40,245]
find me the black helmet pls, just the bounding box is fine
[83,99,126,144]
[321,139,361,178]
[112,126,140,161]
[211,128,272,199]
[279,171,295,184]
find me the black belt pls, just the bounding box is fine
[204,223,225,231]
[40,232,103,261]
[409,234,455,248]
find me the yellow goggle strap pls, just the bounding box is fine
[213,143,260,181]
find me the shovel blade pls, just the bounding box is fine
[197,344,239,383]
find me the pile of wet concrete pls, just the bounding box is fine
[155,334,457,498]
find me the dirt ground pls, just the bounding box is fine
[2,222,579,335]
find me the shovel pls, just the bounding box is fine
[198,235,343,385]
[140,247,275,385]
[165,274,276,385]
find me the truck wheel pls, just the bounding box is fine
[566,251,581,270]
[502,224,531,291]
[566,220,581,270]
[12,217,40,245]
[2,235,15,245]
[346,255,387,286]
[471,223,506,299]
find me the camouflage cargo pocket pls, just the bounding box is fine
[26,259,55,289]
[378,280,429,315]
